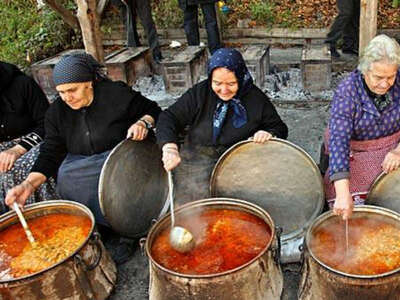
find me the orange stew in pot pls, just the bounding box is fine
[151,209,271,275]
[0,213,91,280]
[310,215,400,275]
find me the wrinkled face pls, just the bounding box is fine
[364,61,398,95]
[211,67,239,101]
[56,81,94,110]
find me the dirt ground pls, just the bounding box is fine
[106,47,357,300]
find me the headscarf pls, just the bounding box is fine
[52,52,106,86]
[208,48,254,144]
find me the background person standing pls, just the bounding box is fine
[178,0,222,55]
[325,0,360,58]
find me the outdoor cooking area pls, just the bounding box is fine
[2,0,400,299]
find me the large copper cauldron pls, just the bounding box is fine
[144,198,283,300]
[0,200,117,300]
[299,206,400,300]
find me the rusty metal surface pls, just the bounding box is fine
[145,198,283,300]
[99,137,168,238]
[0,201,117,300]
[210,139,324,241]
[304,205,400,279]
[366,170,400,213]
[300,207,400,300]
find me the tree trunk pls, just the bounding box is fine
[359,0,378,54]
[76,0,105,62]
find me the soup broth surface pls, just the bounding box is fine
[310,215,400,275]
[0,213,91,280]
[151,208,271,275]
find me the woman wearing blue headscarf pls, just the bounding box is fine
[156,48,288,204]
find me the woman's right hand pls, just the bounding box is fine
[5,180,35,209]
[333,179,353,220]
[162,143,181,171]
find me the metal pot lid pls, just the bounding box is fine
[210,138,324,241]
[98,137,168,238]
[366,170,400,212]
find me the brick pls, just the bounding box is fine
[240,45,270,87]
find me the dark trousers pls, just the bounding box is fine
[123,0,161,58]
[183,3,222,54]
[325,0,360,51]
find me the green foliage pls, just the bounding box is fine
[0,0,82,71]
[250,0,275,24]
[151,0,183,28]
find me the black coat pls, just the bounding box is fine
[0,61,49,150]
[31,80,161,178]
[156,79,288,148]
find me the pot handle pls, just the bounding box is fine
[271,226,282,266]
[74,232,102,271]
[139,237,147,257]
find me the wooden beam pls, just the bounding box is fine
[97,0,109,16]
[359,0,378,54]
[76,0,105,62]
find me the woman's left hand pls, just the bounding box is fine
[0,145,26,173]
[252,130,273,144]
[382,149,400,173]
[127,121,149,141]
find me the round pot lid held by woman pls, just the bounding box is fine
[366,170,400,213]
[210,138,324,241]
[99,137,168,238]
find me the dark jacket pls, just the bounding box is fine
[0,61,49,150]
[31,80,161,178]
[156,79,288,148]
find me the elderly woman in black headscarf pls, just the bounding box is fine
[5,53,161,229]
[0,61,58,214]
[156,48,288,204]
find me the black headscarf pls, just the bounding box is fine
[52,52,106,86]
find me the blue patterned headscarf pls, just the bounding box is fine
[208,48,254,144]
[53,52,106,86]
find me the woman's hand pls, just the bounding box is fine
[252,130,273,144]
[5,181,35,210]
[5,172,46,209]
[127,121,149,141]
[162,143,181,171]
[0,145,26,172]
[382,149,400,173]
[333,179,353,220]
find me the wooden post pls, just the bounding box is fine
[76,0,105,62]
[359,0,378,54]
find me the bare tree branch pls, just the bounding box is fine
[43,0,79,29]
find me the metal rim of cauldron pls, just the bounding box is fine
[210,138,325,242]
[305,205,400,279]
[0,200,95,283]
[145,197,276,279]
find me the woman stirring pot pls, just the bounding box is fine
[156,48,288,205]
[5,52,161,264]
[324,35,400,220]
